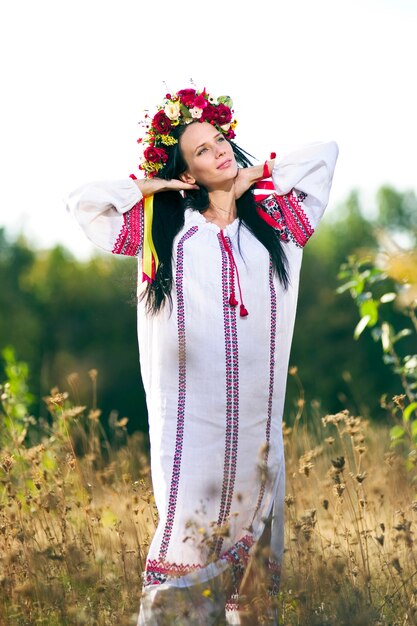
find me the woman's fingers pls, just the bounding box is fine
[167,179,200,191]
[135,178,199,196]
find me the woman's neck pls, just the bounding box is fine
[204,190,237,228]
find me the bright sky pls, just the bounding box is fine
[1,0,416,258]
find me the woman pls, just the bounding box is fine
[67,86,338,625]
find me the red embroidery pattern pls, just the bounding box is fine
[226,241,240,520]
[143,570,168,586]
[144,534,255,587]
[252,261,277,522]
[275,191,313,247]
[222,533,254,591]
[158,226,199,560]
[111,200,144,255]
[222,534,254,566]
[257,190,314,247]
[144,559,203,586]
[257,206,287,235]
[214,233,240,556]
[257,197,289,243]
[146,559,203,575]
[225,594,239,613]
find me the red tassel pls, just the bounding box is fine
[229,294,238,307]
[240,304,249,317]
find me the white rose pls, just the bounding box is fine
[164,101,180,120]
[220,123,231,132]
[189,107,203,119]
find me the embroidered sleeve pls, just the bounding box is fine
[112,199,144,256]
[65,178,144,255]
[255,140,338,247]
[256,190,313,248]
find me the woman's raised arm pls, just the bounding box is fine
[66,178,143,253]
[66,176,199,255]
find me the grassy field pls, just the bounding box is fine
[1,365,417,626]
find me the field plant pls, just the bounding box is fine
[337,244,417,473]
[0,348,156,626]
[275,379,417,626]
[2,239,417,626]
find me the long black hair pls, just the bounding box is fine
[142,123,289,314]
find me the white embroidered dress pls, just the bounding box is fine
[67,141,338,624]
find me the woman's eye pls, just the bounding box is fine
[197,147,207,156]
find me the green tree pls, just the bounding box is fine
[289,187,416,421]
[0,231,147,432]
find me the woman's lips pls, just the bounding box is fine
[217,159,232,170]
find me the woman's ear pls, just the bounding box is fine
[179,171,196,185]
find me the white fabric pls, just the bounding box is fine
[66,141,338,625]
[272,141,338,230]
[67,178,141,252]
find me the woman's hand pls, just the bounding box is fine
[233,159,275,199]
[134,177,199,197]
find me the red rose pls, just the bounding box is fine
[225,128,236,140]
[143,146,168,163]
[216,104,232,125]
[152,110,172,134]
[202,104,218,122]
[194,94,208,109]
[177,88,196,107]
[177,88,196,97]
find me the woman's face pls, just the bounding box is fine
[179,121,238,190]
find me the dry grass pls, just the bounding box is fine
[277,408,417,626]
[2,375,417,625]
[0,382,157,626]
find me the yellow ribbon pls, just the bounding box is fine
[142,195,159,282]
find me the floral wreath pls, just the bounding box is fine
[137,87,238,178]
